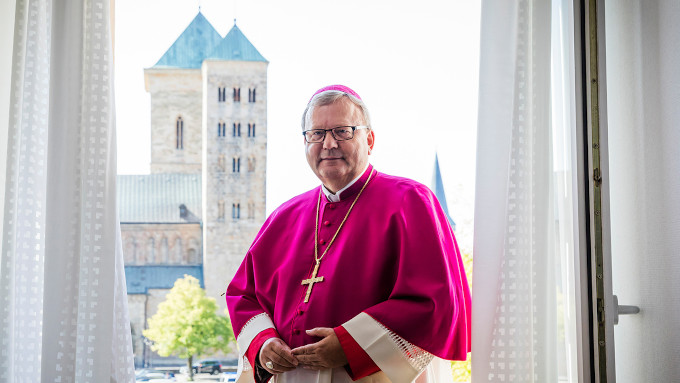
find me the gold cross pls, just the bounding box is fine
[301,261,324,303]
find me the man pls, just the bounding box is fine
[226,85,471,383]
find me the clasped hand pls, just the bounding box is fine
[259,327,348,374]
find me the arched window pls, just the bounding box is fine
[232,203,241,220]
[248,88,256,103]
[232,157,241,173]
[218,121,226,137]
[176,116,184,149]
[248,202,255,219]
[147,237,156,264]
[248,157,255,172]
[218,154,226,172]
[218,200,225,220]
[248,123,256,137]
[233,122,241,137]
[218,87,226,102]
[233,87,241,102]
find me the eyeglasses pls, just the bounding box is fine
[302,126,369,143]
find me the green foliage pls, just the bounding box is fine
[143,275,234,360]
[451,249,473,382]
[452,355,472,382]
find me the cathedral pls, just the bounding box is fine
[117,12,267,367]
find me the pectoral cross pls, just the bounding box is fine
[301,261,324,303]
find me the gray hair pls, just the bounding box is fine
[301,90,372,131]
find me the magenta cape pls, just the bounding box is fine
[226,165,471,360]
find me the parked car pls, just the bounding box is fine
[135,369,166,381]
[221,371,237,382]
[193,359,222,374]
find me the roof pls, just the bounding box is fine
[125,265,204,294]
[431,154,456,231]
[207,24,268,62]
[154,12,223,68]
[117,174,202,223]
[154,14,266,68]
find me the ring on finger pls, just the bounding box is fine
[265,361,274,370]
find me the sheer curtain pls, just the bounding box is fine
[472,0,582,382]
[0,0,134,381]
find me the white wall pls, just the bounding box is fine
[606,0,680,381]
[0,1,17,252]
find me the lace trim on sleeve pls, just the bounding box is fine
[240,312,270,335]
[376,321,434,373]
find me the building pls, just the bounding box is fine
[118,12,267,367]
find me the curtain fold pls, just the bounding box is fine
[0,0,134,381]
[472,0,563,381]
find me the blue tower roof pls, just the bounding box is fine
[432,154,456,231]
[207,23,268,62]
[154,12,223,69]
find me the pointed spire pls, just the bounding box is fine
[207,24,267,62]
[153,13,223,68]
[431,153,456,231]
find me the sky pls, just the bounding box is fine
[114,0,481,251]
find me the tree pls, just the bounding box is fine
[451,249,473,382]
[143,275,234,381]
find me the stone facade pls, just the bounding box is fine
[121,223,202,265]
[202,60,268,310]
[145,69,203,174]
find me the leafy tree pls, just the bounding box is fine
[451,249,473,382]
[143,275,234,381]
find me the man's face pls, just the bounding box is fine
[305,98,375,192]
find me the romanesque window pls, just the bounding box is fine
[173,237,182,264]
[248,157,255,172]
[218,200,225,220]
[218,121,226,137]
[218,87,226,102]
[124,237,136,264]
[233,87,241,102]
[232,157,241,173]
[232,122,241,137]
[147,237,156,264]
[160,237,169,263]
[188,237,200,263]
[249,88,256,103]
[232,203,241,220]
[218,154,226,172]
[248,123,256,137]
[248,202,255,219]
[176,116,184,149]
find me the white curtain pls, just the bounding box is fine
[472,0,581,381]
[0,0,134,381]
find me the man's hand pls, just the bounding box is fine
[291,327,348,370]
[259,338,299,374]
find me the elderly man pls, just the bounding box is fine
[226,85,470,383]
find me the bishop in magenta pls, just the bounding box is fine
[226,85,471,382]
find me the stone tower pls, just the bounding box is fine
[201,25,268,308]
[141,13,267,312]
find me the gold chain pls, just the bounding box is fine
[314,169,375,264]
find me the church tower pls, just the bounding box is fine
[141,13,267,312]
[144,13,223,174]
[201,23,268,308]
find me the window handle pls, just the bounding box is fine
[613,295,640,325]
